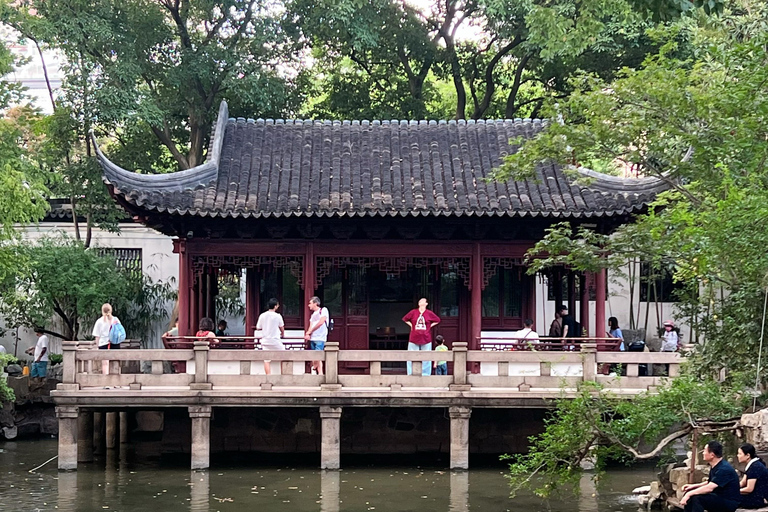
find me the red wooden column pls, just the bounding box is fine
[175,239,190,337]
[580,273,590,337]
[595,268,607,340]
[303,242,315,329]
[470,243,482,353]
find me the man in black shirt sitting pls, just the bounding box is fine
[680,440,741,512]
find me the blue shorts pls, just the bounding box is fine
[31,361,48,378]
[310,341,325,351]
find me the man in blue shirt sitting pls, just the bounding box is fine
[680,440,741,512]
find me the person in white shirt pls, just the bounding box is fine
[25,327,49,381]
[0,344,6,354]
[92,303,121,375]
[305,296,329,375]
[515,318,540,347]
[256,298,285,375]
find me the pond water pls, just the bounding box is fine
[1,439,653,512]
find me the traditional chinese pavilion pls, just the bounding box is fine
[95,101,664,362]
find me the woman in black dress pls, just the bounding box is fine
[739,443,768,509]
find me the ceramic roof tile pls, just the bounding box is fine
[96,101,667,220]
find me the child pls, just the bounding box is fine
[433,335,448,375]
[661,320,679,352]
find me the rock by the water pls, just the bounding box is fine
[5,364,22,376]
[633,485,651,494]
[1,425,17,439]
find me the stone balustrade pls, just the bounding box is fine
[53,339,685,473]
[58,340,682,393]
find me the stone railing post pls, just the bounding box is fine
[56,405,79,470]
[59,341,79,391]
[321,342,341,391]
[450,342,470,391]
[581,343,598,382]
[190,341,212,390]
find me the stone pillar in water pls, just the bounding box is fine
[190,470,210,512]
[320,406,342,470]
[189,406,212,469]
[56,405,79,470]
[93,412,105,455]
[119,411,129,444]
[449,470,469,511]
[106,412,118,449]
[77,410,94,462]
[57,468,78,511]
[578,472,598,512]
[449,406,471,470]
[320,469,340,512]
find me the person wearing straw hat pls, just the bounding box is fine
[661,320,679,352]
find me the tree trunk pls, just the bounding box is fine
[187,115,208,169]
[504,54,532,119]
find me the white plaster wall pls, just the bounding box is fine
[0,222,178,356]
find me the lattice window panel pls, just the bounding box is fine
[315,257,471,289]
[191,255,304,288]
[482,257,526,290]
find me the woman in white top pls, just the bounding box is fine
[92,303,120,375]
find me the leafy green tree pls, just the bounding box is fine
[496,5,768,494]
[507,377,746,497]
[0,41,47,242]
[498,22,768,373]
[292,0,442,120]
[5,0,300,171]
[0,235,175,342]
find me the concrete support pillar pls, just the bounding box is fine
[57,406,79,470]
[119,411,129,444]
[449,406,471,470]
[189,406,212,470]
[77,410,94,462]
[105,412,118,449]
[93,412,105,455]
[319,406,342,470]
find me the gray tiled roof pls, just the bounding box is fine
[96,101,665,219]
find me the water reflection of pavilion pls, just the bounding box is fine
[96,102,664,355]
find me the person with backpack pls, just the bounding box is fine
[92,303,125,376]
[305,296,330,375]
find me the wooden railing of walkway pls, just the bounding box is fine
[56,339,684,395]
